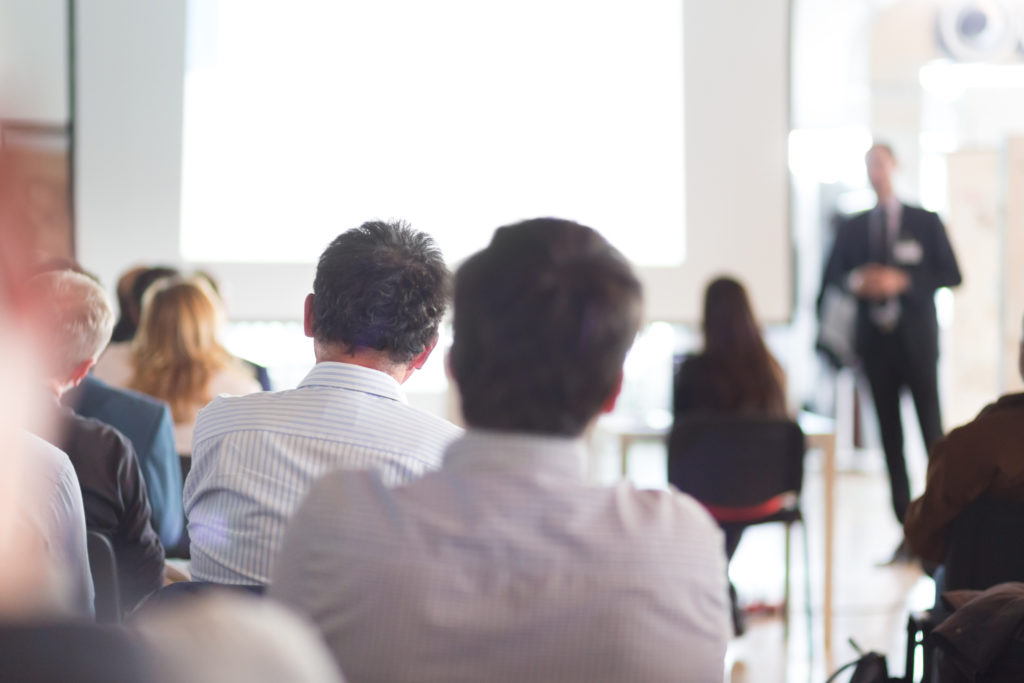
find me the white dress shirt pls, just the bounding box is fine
[185,362,462,585]
[271,430,731,683]
[23,432,94,617]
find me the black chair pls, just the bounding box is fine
[134,580,265,615]
[905,497,1024,682]
[667,414,809,639]
[86,530,121,623]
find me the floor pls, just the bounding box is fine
[607,431,934,683]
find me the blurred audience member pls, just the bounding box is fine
[134,592,344,683]
[194,270,273,391]
[94,265,179,387]
[273,219,729,682]
[32,263,184,552]
[28,270,165,612]
[65,375,184,551]
[905,316,1024,564]
[20,432,94,616]
[127,277,260,455]
[187,221,460,586]
[109,266,148,343]
[674,276,787,420]
[673,276,788,634]
[673,275,788,554]
[0,257,91,617]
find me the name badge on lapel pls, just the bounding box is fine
[893,239,923,265]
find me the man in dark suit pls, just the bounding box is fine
[822,142,962,548]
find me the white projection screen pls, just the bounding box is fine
[181,0,686,269]
[74,0,789,323]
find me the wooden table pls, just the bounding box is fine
[600,414,837,668]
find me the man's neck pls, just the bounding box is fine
[314,345,411,384]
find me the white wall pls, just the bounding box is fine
[0,0,68,123]
[71,0,792,324]
[73,1,186,292]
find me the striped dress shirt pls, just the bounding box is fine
[185,362,462,585]
[271,430,731,683]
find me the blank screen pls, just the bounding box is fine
[180,0,685,266]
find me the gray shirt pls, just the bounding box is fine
[272,430,730,683]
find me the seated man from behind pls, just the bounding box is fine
[272,218,731,682]
[29,271,165,612]
[185,221,462,585]
[904,316,1024,564]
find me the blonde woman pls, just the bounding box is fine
[129,278,260,454]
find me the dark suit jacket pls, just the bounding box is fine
[822,203,961,362]
[65,376,184,549]
[53,409,165,612]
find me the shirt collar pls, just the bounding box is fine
[298,361,407,403]
[443,429,588,480]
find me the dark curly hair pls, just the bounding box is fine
[312,221,450,363]
[450,218,643,436]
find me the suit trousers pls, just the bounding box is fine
[861,328,943,524]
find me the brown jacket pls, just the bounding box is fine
[904,393,1024,563]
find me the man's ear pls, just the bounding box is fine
[411,335,439,370]
[600,371,624,414]
[68,359,95,388]
[303,294,315,338]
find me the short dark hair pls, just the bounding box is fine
[312,221,449,363]
[450,218,643,436]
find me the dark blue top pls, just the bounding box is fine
[65,375,184,550]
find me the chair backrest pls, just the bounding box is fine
[667,414,806,508]
[86,530,121,623]
[944,497,1024,592]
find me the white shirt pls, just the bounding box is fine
[185,362,462,585]
[173,366,262,455]
[271,430,731,683]
[23,432,94,617]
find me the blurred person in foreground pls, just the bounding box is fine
[272,218,730,683]
[0,190,153,679]
[186,221,461,586]
[133,592,344,683]
[27,270,165,612]
[127,277,261,455]
[904,315,1024,565]
[821,141,961,560]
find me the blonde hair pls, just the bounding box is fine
[128,277,233,423]
[30,271,115,378]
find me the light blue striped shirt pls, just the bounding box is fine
[184,362,462,585]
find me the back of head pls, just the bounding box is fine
[700,276,785,416]
[702,276,761,357]
[122,266,180,339]
[130,277,229,420]
[134,592,344,683]
[312,221,450,364]
[450,218,643,436]
[29,270,115,380]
